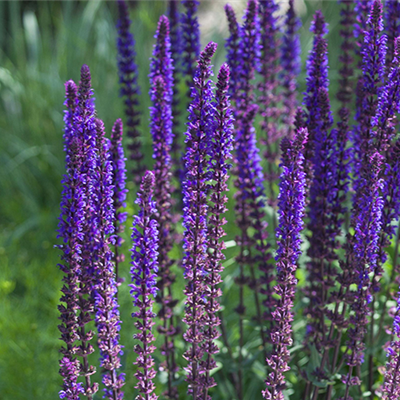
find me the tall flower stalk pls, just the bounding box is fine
[57,80,84,400]
[109,118,128,290]
[181,0,200,96]
[149,15,178,399]
[92,119,125,400]
[263,127,308,400]
[281,0,301,138]
[201,62,234,399]
[182,42,217,400]
[74,64,100,399]
[130,171,159,400]
[116,0,143,183]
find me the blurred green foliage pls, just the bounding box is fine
[0,1,369,399]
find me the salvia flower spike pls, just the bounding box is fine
[182,41,217,400]
[75,64,100,399]
[92,119,125,400]
[110,118,128,287]
[201,62,234,398]
[263,128,308,400]
[57,80,84,400]
[130,171,159,400]
[280,0,301,137]
[181,0,200,95]
[116,0,144,182]
[149,15,178,399]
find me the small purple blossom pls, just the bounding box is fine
[130,171,159,400]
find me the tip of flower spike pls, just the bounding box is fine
[225,4,238,34]
[199,42,218,68]
[368,0,383,27]
[65,80,77,99]
[141,171,155,193]
[182,0,199,11]
[157,15,170,38]
[217,63,230,88]
[310,10,328,36]
[245,0,258,18]
[79,64,92,97]
[117,0,128,15]
[111,118,123,142]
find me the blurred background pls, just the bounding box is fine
[0,1,345,399]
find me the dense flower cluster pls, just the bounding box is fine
[55,2,400,400]
[130,171,159,400]
[263,128,308,400]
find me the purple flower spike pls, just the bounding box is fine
[303,10,330,165]
[181,0,200,92]
[110,118,128,287]
[385,0,400,73]
[258,0,283,206]
[224,4,241,101]
[382,142,400,400]
[372,37,400,154]
[263,128,308,400]
[168,0,183,168]
[130,171,159,400]
[149,15,178,399]
[57,79,84,400]
[92,119,125,400]
[182,42,217,400]
[201,62,234,398]
[352,0,387,182]
[237,0,261,112]
[74,64,100,399]
[343,153,384,398]
[116,0,143,182]
[281,0,301,137]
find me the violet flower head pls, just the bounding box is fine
[224,4,241,100]
[149,17,178,397]
[74,64,100,398]
[130,171,159,400]
[149,15,174,101]
[372,36,400,153]
[343,153,384,395]
[237,0,261,111]
[258,0,284,182]
[382,142,400,400]
[201,62,234,396]
[337,0,355,108]
[92,119,125,400]
[354,0,374,51]
[182,41,217,399]
[385,0,400,72]
[116,0,143,181]
[57,79,84,400]
[168,0,183,164]
[110,119,128,241]
[263,128,308,400]
[304,10,330,148]
[281,0,301,135]
[352,0,387,191]
[181,0,200,88]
